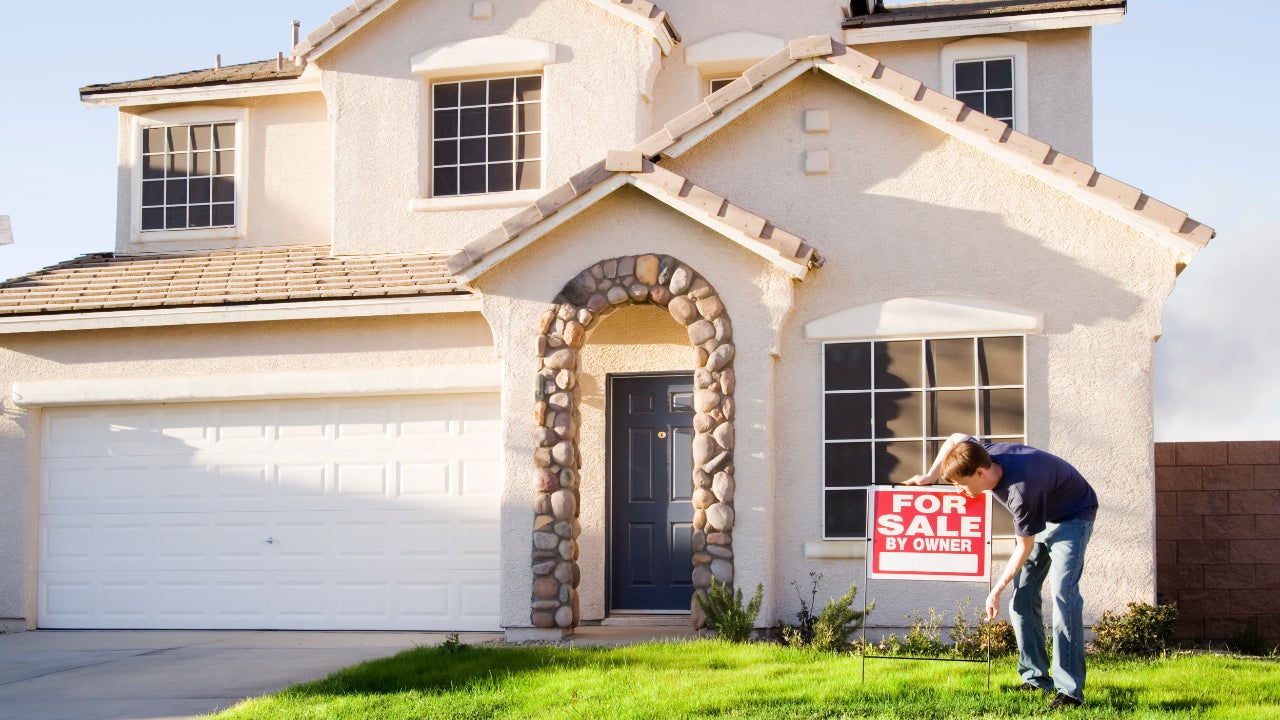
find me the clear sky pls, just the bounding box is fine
[0,1,1274,442]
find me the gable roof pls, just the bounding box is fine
[0,246,463,318]
[295,0,680,61]
[449,34,1210,283]
[842,0,1126,29]
[80,58,304,99]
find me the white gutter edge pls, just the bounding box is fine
[843,8,1125,45]
[0,295,481,334]
[81,79,322,108]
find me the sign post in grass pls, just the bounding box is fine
[860,486,994,687]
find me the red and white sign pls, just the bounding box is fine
[869,487,991,582]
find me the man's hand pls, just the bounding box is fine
[985,588,1002,621]
[902,474,936,486]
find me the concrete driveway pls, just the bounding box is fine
[0,629,502,720]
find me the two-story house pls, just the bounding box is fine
[0,0,1211,639]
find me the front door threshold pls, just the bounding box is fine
[601,613,691,627]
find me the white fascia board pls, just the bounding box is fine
[582,0,674,54]
[81,79,322,109]
[13,362,501,408]
[843,8,1125,45]
[0,295,481,334]
[814,60,1201,261]
[661,60,814,160]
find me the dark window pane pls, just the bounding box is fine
[516,75,542,102]
[141,180,165,206]
[433,82,459,108]
[875,390,922,437]
[825,393,871,440]
[825,343,871,391]
[214,150,234,175]
[189,204,211,228]
[929,390,976,437]
[167,126,189,152]
[213,124,234,149]
[487,136,513,162]
[825,489,867,538]
[489,104,514,135]
[825,442,871,488]
[956,91,984,114]
[192,125,213,151]
[459,107,487,137]
[141,207,164,230]
[875,341,921,389]
[488,163,514,193]
[518,101,542,133]
[189,177,211,203]
[192,151,212,176]
[981,388,1024,436]
[670,392,694,412]
[876,440,925,485]
[460,164,487,194]
[165,206,187,229]
[434,109,459,139]
[169,153,189,177]
[143,127,164,153]
[460,137,486,164]
[165,179,187,204]
[211,203,234,226]
[516,160,540,190]
[434,166,458,197]
[978,336,1023,386]
[211,177,235,203]
[927,338,974,388]
[434,139,458,166]
[955,61,984,92]
[516,132,541,161]
[986,90,1014,121]
[143,154,165,180]
[987,59,1013,88]
[488,77,514,103]
[459,80,487,106]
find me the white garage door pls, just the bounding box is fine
[38,394,502,630]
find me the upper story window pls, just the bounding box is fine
[822,336,1026,539]
[141,122,237,231]
[941,37,1028,134]
[431,75,542,197]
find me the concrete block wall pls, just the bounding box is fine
[1155,441,1280,644]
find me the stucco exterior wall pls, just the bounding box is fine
[0,312,494,624]
[659,71,1178,627]
[318,0,656,256]
[115,92,332,254]
[474,186,797,630]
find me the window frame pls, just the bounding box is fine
[130,106,247,244]
[428,73,545,200]
[940,37,1028,134]
[820,333,1027,540]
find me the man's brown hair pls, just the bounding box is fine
[941,440,992,484]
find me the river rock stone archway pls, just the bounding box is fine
[530,254,737,630]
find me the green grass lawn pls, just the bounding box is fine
[208,640,1280,720]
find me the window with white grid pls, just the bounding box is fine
[953,58,1015,127]
[822,336,1026,539]
[432,75,542,197]
[141,123,236,231]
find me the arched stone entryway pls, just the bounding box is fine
[530,254,738,630]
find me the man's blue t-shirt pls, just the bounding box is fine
[980,441,1098,537]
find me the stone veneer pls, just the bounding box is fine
[530,254,737,630]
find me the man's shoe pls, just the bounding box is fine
[1048,692,1082,709]
[1016,683,1049,693]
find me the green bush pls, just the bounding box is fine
[949,600,1017,658]
[696,578,763,642]
[779,573,873,652]
[862,601,1017,659]
[1092,601,1178,656]
[1227,624,1279,657]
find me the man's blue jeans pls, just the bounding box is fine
[1008,519,1093,701]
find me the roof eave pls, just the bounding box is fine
[80,78,321,109]
[843,6,1125,45]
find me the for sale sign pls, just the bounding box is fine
[869,487,991,582]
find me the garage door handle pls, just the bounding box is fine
[264,537,274,544]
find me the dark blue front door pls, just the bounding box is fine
[609,373,695,611]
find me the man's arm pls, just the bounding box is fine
[985,535,1034,621]
[902,432,971,485]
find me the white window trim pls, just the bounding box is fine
[130,106,248,244]
[940,36,1029,135]
[411,36,554,206]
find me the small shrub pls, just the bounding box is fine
[441,632,467,653]
[1227,624,1279,657]
[1092,601,1178,656]
[696,578,763,642]
[949,599,1017,658]
[869,608,949,657]
[779,573,874,652]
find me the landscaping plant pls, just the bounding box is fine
[779,572,873,652]
[1091,601,1178,656]
[695,577,762,642]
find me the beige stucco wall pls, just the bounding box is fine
[115,92,332,255]
[0,312,494,624]
[658,70,1177,626]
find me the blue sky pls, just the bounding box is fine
[0,1,1274,441]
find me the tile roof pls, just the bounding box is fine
[80,59,304,98]
[294,0,679,60]
[842,0,1126,28]
[0,246,464,317]
[447,33,1212,280]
